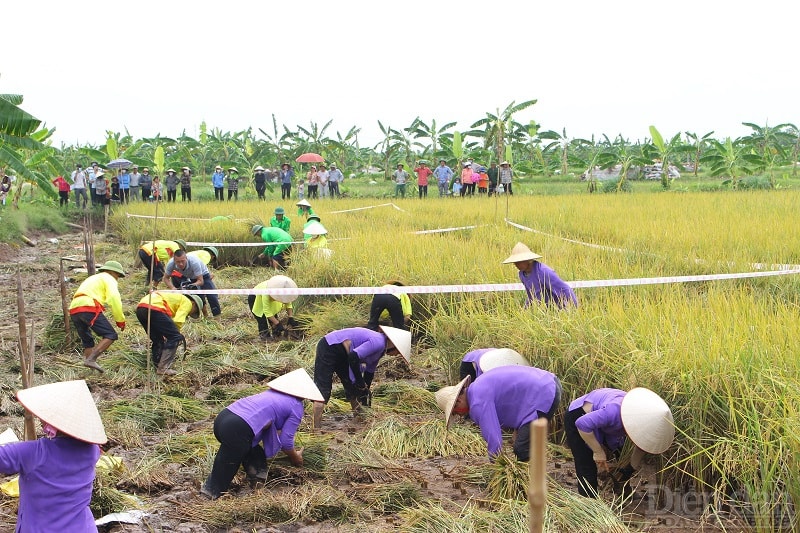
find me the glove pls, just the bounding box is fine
[116,321,126,331]
[183,283,199,291]
[287,317,300,328]
[614,464,636,483]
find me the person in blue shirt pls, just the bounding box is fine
[211,165,225,201]
[279,163,294,200]
[433,159,454,197]
[118,168,131,204]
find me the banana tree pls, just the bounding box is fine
[468,99,537,163]
[406,117,456,161]
[684,130,715,177]
[742,122,795,188]
[644,126,689,190]
[700,137,760,189]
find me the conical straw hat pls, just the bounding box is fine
[379,326,411,363]
[478,348,529,374]
[296,199,312,207]
[303,222,328,235]
[620,387,675,454]
[435,376,471,428]
[502,242,542,264]
[16,380,107,444]
[265,275,298,304]
[268,368,324,402]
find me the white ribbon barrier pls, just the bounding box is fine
[328,202,405,214]
[126,213,245,222]
[413,225,485,235]
[161,267,800,298]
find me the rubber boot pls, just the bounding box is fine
[157,347,178,376]
[83,338,112,373]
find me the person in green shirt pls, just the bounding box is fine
[252,225,293,270]
[270,207,291,233]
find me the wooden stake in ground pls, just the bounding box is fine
[16,271,36,441]
[528,418,548,533]
[59,258,71,343]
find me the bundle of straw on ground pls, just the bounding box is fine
[363,417,485,459]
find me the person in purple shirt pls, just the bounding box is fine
[312,326,412,429]
[436,365,562,461]
[0,379,107,532]
[502,242,578,309]
[201,369,324,500]
[564,387,675,497]
[459,347,530,381]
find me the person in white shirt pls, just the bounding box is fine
[71,164,88,209]
[317,165,330,198]
[129,165,142,201]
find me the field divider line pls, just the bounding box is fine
[126,213,247,222]
[159,268,800,297]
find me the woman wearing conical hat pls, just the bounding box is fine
[502,242,577,309]
[0,380,107,531]
[563,387,675,497]
[459,347,530,382]
[201,369,324,500]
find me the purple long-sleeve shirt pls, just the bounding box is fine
[569,388,627,451]
[519,262,578,309]
[227,389,303,457]
[324,327,387,380]
[467,366,558,457]
[0,437,100,532]
[462,348,495,379]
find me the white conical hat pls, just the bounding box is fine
[16,380,107,444]
[435,376,471,429]
[502,242,542,264]
[379,325,411,363]
[296,199,312,207]
[303,222,328,236]
[620,387,675,454]
[268,368,324,402]
[478,348,530,374]
[265,275,298,304]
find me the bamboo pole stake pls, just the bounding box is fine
[16,272,36,441]
[528,418,548,533]
[59,259,71,343]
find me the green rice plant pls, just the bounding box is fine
[154,429,217,465]
[116,454,175,493]
[370,382,439,414]
[105,393,209,432]
[91,468,140,518]
[362,416,485,458]
[267,434,329,473]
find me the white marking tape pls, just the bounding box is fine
[161,268,800,297]
[328,202,405,214]
[413,225,485,235]
[126,213,245,222]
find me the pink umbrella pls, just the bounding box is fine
[295,153,324,163]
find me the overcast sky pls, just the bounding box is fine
[4,1,797,149]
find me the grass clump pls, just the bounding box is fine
[363,417,485,458]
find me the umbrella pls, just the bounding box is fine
[295,153,324,163]
[106,158,133,170]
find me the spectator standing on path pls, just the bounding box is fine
[52,175,70,207]
[68,260,127,372]
[460,163,474,197]
[414,161,433,199]
[136,292,202,375]
[499,161,514,195]
[392,163,409,198]
[226,167,240,200]
[118,168,131,204]
[71,164,88,209]
[151,175,162,201]
[317,164,329,198]
[270,206,291,233]
[487,162,499,197]
[0,175,9,206]
[129,165,141,201]
[212,165,225,201]
[94,170,109,206]
[477,167,489,194]
[164,249,222,317]
[279,163,294,200]
[502,242,578,308]
[306,166,319,199]
[140,167,153,200]
[433,159,453,197]
[328,164,343,197]
[87,161,99,206]
[253,166,268,200]
[180,167,192,201]
[165,169,179,202]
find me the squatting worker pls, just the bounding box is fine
[69,260,127,373]
[164,249,221,317]
[252,224,293,270]
[201,369,324,500]
[138,238,186,288]
[459,348,530,382]
[303,221,328,250]
[502,242,577,309]
[366,281,412,331]
[250,275,300,340]
[312,326,412,429]
[136,292,203,376]
[270,206,291,232]
[564,387,674,497]
[0,380,107,531]
[436,365,562,461]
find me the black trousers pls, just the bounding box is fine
[513,376,562,461]
[367,293,406,330]
[167,189,176,202]
[214,187,224,201]
[138,249,165,286]
[248,295,278,336]
[281,183,291,199]
[255,183,266,199]
[313,338,356,402]
[136,306,184,365]
[459,361,477,382]
[564,406,620,497]
[181,186,191,201]
[203,408,265,498]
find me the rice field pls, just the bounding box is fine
[8,189,799,531]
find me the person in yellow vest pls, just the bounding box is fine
[138,239,186,288]
[366,281,412,331]
[68,260,127,373]
[187,246,219,268]
[250,275,300,340]
[303,221,328,249]
[135,291,203,376]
